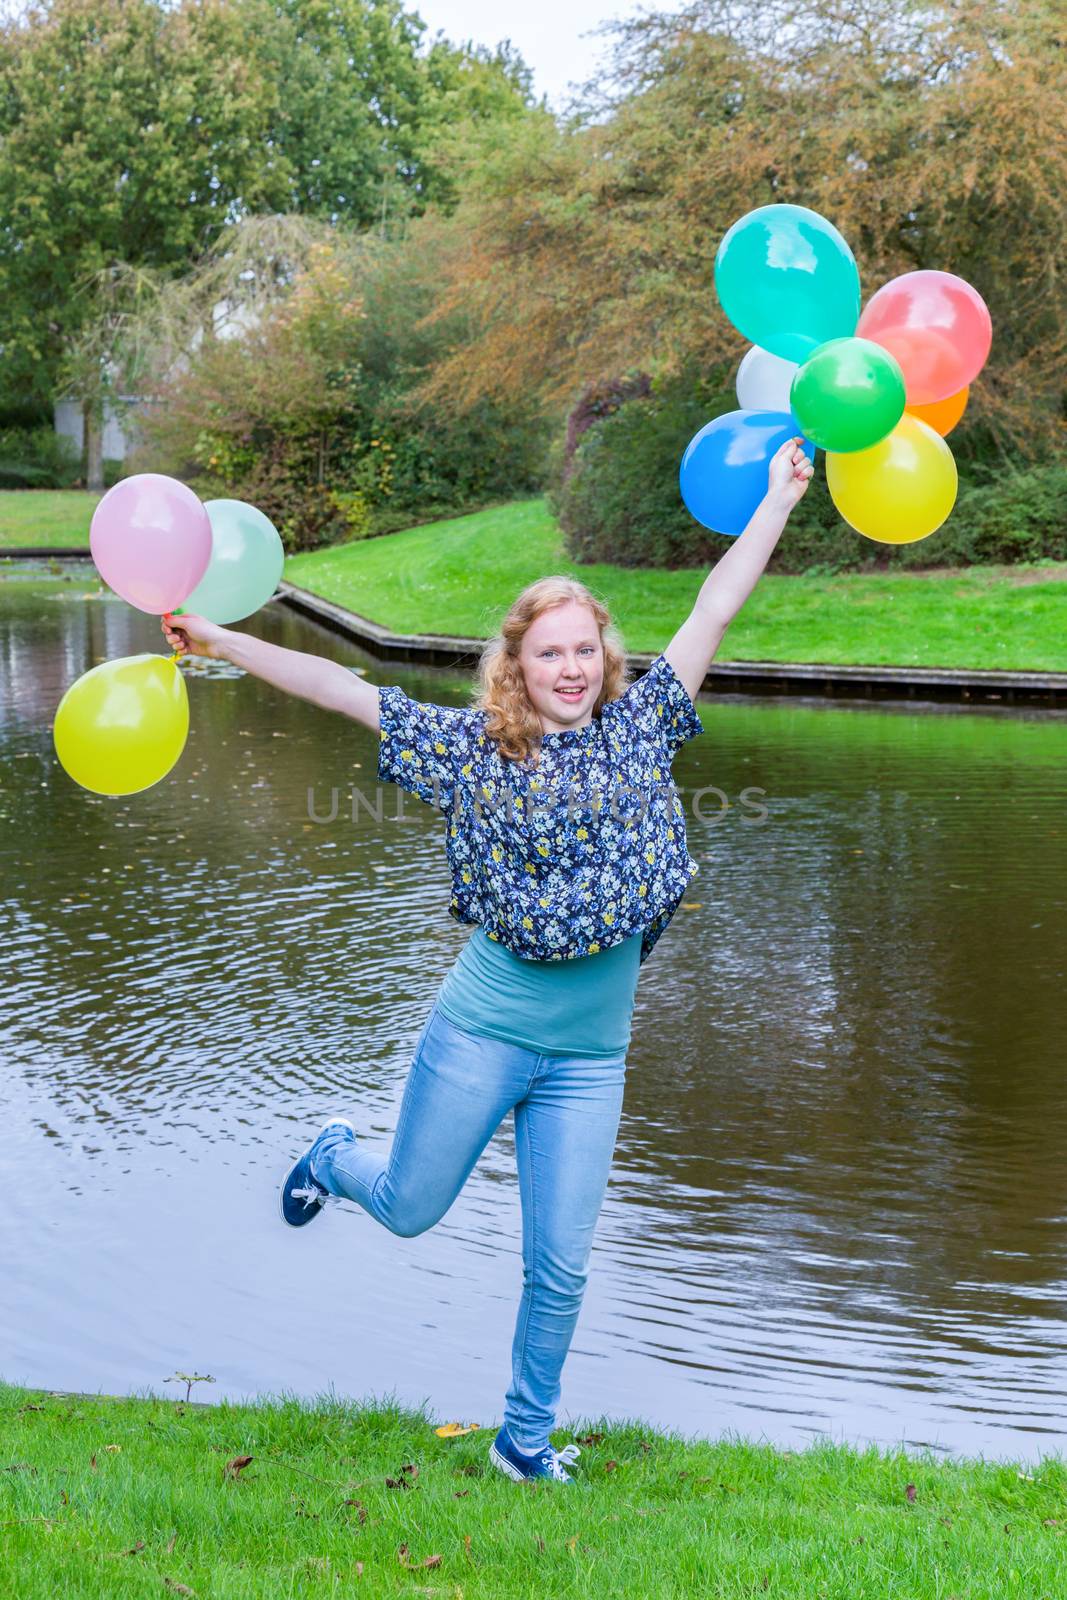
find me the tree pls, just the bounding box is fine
[0,0,533,418]
[416,0,1067,461]
[56,262,163,488]
[0,0,284,414]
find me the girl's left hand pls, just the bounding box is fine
[767,437,815,510]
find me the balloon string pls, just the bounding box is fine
[165,605,186,664]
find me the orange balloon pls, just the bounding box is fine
[906,385,969,437]
[857,271,992,405]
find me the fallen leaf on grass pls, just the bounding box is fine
[535,1536,546,1554]
[463,1534,474,1565]
[18,1404,45,1414]
[604,1460,618,1473]
[3,1464,36,1474]
[343,1498,368,1523]
[166,1532,178,1554]
[577,1432,604,1446]
[104,1539,146,1558]
[224,1455,254,1480]
[435,1423,481,1439]
[453,1490,470,1498]
[397,1542,442,1569]
[905,1484,917,1503]
[163,1582,197,1597]
[385,1463,418,1488]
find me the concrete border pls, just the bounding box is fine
[5,550,1067,708]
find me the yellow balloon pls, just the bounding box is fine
[826,414,958,543]
[53,653,189,795]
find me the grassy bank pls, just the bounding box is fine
[0,488,100,547]
[285,501,1067,673]
[6,491,1067,672]
[1,1382,1063,1598]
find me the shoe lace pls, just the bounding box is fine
[543,1443,580,1481]
[290,1182,331,1211]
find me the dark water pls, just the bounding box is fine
[1,564,1065,1466]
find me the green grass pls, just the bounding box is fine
[0,489,101,547]
[285,501,1067,673]
[6,490,1067,671]
[1,1383,1064,1598]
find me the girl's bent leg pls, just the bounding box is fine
[504,1051,626,1452]
[313,1007,533,1239]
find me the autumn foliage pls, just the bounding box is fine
[417,0,1066,464]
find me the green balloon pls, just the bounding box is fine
[790,337,906,453]
[715,204,861,363]
[182,499,285,624]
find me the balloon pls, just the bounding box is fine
[680,411,816,537]
[90,474,212,615]
[736,345,799,413]
[790,337,906,453]
[181,499,285,624]
[715,204,861,363]
[825,414,958,543]
[53,654,189,795]
[856,271,992,405]
[906,385,969,437]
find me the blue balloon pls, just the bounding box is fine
[679,410,816,537]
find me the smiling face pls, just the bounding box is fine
[519,600,605,735]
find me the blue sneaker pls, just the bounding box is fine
[489,1425,582,1484]
[278,1116,354,1227]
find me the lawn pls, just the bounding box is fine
[0,488,101,547]
[5,491,1067,672]
[285,500,1067,673]
[1,1382,1064,1598]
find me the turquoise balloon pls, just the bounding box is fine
[715,204,861,364]
[181,499,284,624]
[790,337,906,452]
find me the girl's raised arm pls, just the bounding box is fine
[663,437,814,703]
[161,611,382,732]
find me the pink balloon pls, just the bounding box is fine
[90,474,212,614]
[856,270,992,406]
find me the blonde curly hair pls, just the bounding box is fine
[475,576,629,765]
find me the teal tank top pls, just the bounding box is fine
[436,926,641,1059]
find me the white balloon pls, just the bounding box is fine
[736,346,800,413]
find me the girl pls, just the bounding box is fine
[162,436,813,1485]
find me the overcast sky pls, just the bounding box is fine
[416,0,638,106]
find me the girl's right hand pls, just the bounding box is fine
[161,610,229,661]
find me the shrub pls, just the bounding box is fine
[0,426,81,488]
[553,373,1067,573]
[551,370,733,567]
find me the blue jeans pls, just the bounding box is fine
[310,1003,628,1452]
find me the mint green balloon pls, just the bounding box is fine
[715,204,861,363]
[790,337,906,452]
[182,499,284,624]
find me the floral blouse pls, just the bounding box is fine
[376,652,705,965]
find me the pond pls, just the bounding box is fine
[1,564,1065,1466]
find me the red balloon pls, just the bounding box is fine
[856,271,992,406]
